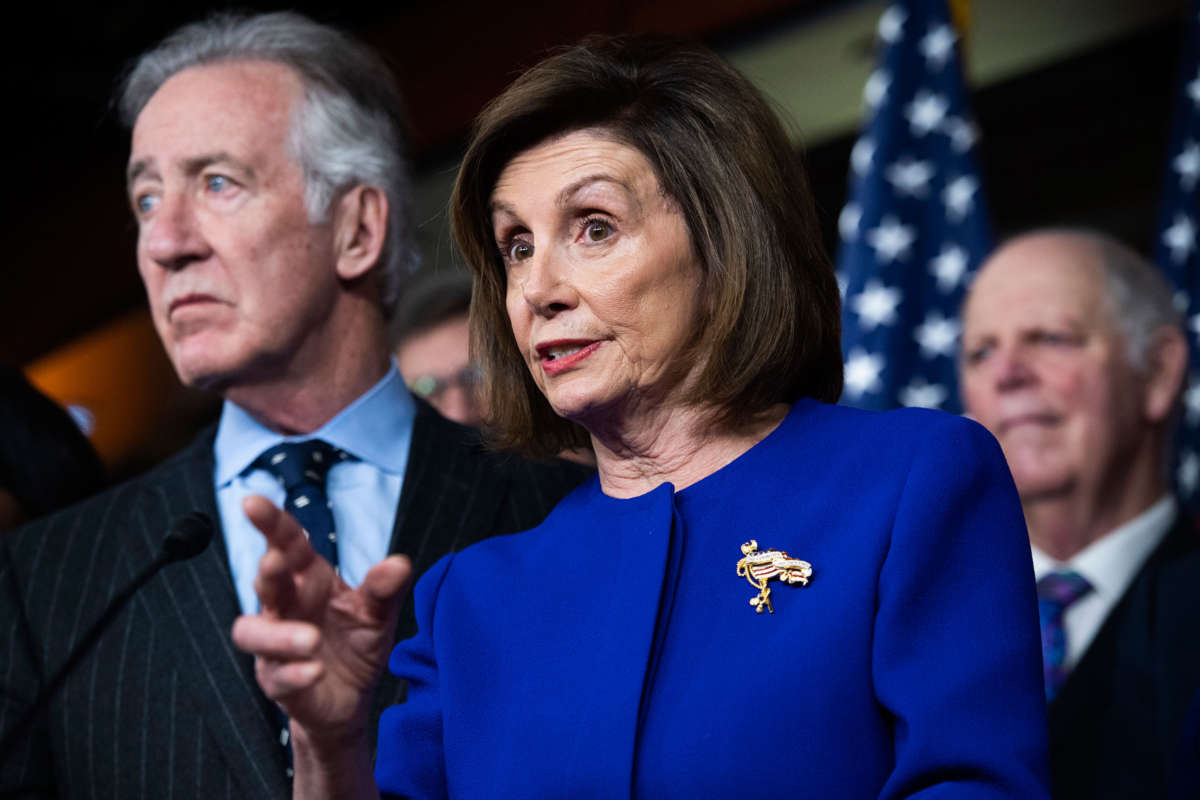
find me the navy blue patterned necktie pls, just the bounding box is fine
[1036,570,1092,702]
[252,440,351,569]
[251,439,352,774]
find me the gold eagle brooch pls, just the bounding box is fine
[736,540,812,614]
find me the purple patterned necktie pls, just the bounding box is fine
[1036,570,1092,702]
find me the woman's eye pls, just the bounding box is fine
[509,241,534,261]
[584,220,611,242]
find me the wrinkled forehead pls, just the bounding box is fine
[130,60,304,167]
[492,128,660,200]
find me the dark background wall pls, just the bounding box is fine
[0,0,1186,476]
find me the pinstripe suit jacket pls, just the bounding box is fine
[0,399,589,799]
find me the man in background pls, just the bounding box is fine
[391,270,483,426]
[0,12,587,798]
[959,228,1200,799]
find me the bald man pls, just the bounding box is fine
[960,229,1200,799]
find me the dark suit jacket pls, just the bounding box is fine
[0,400,589,799]
[1048,511,1200,800]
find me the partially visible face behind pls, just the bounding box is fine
[960,233,1148,503]
[491,129,704,430]
[395,313,484,427]
[0,488,25,534]
[129,60,341,392]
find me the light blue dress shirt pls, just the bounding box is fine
[214,364,415,614]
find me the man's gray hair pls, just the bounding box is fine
[118,11,417,317]
[1079,230,1183,372]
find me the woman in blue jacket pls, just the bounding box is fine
[234,33,1050,799]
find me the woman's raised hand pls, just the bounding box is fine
[231,494,412,752]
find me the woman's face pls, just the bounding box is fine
[491,129,704,430]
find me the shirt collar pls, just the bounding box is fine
[214,363,415,486]
[1031,495,1176,600]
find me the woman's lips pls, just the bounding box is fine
[536,340,601,375]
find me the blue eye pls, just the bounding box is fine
[206,175,229,193]
[135,194,158,214]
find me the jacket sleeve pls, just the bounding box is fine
[375,553,457,800]
[873,415,1051,799]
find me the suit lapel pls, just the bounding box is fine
[369,401,511,737]
[125,432,290,798]
[386,400,507,568]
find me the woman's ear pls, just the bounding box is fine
[1143,325,1188,423]
[333,185,389,282]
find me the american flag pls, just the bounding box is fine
[1154,0,1200,500]
[836,0,992,414]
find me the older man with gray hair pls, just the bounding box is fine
[959,228,1200,800]
[0,12,587,798]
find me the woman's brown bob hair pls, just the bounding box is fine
[452,33,843,458]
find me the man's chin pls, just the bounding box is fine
[1013,471,1075,504]
[168,354,237,394]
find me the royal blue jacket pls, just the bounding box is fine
[377,400,1051,798]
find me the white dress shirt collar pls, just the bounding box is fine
[213,362,414,484]
[1031,495,1176,669]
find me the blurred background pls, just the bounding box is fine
[0,0,1184,480]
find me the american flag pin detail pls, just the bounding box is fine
[735,540,812,614]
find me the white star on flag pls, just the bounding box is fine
[851,279,903,330]
[1189,69,1200,108]
[899,378,948,409]
[1164,213,1198,263]
[866,215,917,263]
[914,311,959,358]
[839,203,862,241]
[1189,311,1200,340]
[906,91,949,137]
[1179,450,1200,494]
[844,349,885,399]
[1186,381,1200,425]
[919,24,956,70]
[942,175,978,222]
[878,6,907,44]
[864,70,891,109]
[930,244,969,292]
[886,158,935,197]
[942,116,979,153]
[851,137,876,175]
[836,272,849,300]
[1176,290,1191,314]
[1175,141,1200,191]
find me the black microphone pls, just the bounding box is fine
[0,513,215,756]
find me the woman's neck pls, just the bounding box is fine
[589,403,789,498]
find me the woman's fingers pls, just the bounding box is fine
[243,494,317,569]
[232,615,320,660]
[254,657,326,701]
[243,494,332,614]
[256,544,300,613]
[358,555,413,620]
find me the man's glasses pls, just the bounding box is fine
[407,365,482,401]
